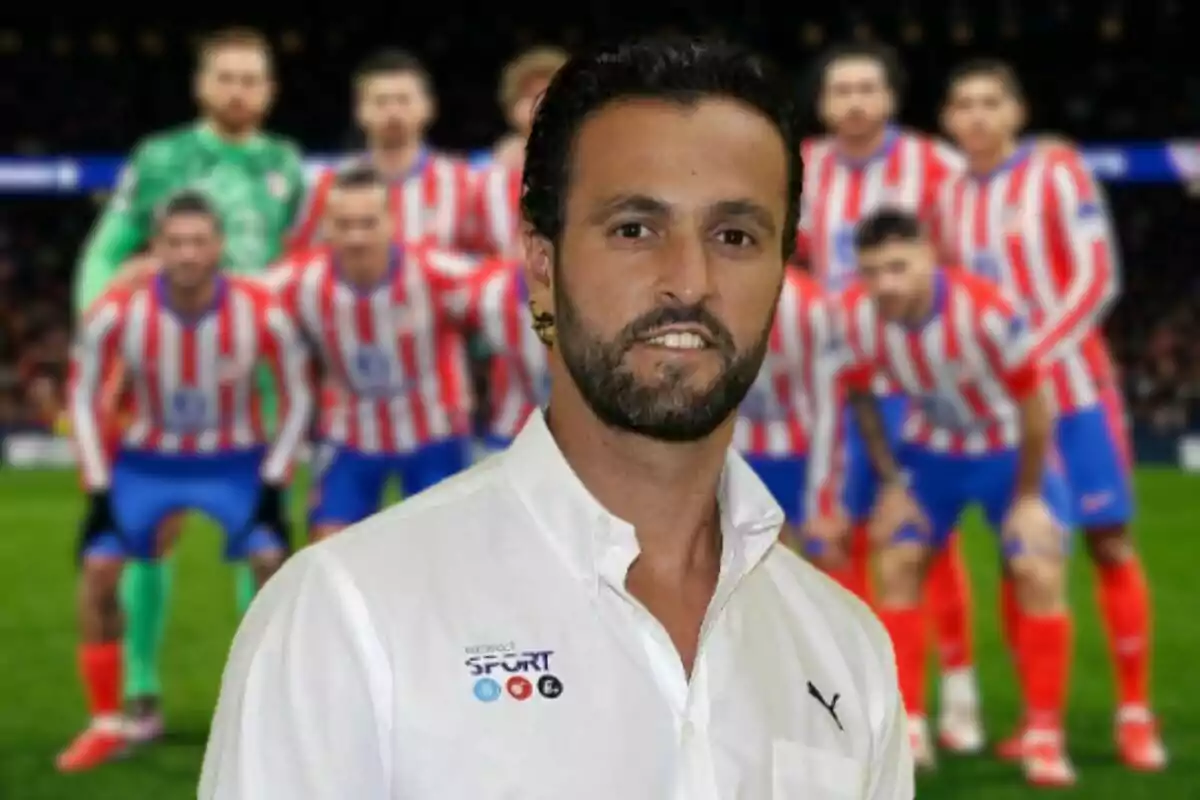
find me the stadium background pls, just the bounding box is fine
[0,3,1197,798]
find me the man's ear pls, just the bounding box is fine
[522,227,557,346]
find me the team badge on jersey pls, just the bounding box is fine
[267,171,288,199]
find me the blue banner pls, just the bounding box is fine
[0,142,1196,195]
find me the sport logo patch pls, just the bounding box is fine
[465,642,563,702]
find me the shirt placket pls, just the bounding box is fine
[597,531,753,800]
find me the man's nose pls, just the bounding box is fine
[657,232,715,305]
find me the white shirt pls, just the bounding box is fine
[199,411,913,799]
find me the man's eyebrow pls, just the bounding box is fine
[711,199,777,236]
[587,193,670,222]
[587,195,777,234]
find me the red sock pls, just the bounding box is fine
[79,642,122,718]
[999,576,1029,716]
[1095,556,1151,709]
[1000,575,1021,655]
[1019,613,1072,730]
[925,533,973,670]
[877,606,926,716]
[846,523,873,605]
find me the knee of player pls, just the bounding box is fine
[1082,525,1133,564]
[81,558,123,604]
[877,542,926,590]
[1008,552,1066,607]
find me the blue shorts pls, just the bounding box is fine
[897,445,1075,555]
[1055,399,1134,529]
[309,437,471,527]
[82,449,284,561]
[844,394,909,522]
[743,454,808,526]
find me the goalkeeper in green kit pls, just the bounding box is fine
[72,26,305,745]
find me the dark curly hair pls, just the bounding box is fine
[521,35,802,262]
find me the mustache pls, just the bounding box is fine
[621,303,735,352]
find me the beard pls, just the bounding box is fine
[553,269,774,443]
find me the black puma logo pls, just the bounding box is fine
[807,681,844,732]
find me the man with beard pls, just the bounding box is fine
[288,49,475,254]
[71,26,305,745]
[200,36,912,800]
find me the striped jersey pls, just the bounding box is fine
[798,127,962,291]
[734,269,841,515]
[934,141,1119,415]
[469,163,523,259]
[287,151,476,254]
[270,246,477,454]
[837,269,1043,455]
[463,259,546,441]
[69,275,312,491]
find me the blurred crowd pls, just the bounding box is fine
[1,2,1198,436]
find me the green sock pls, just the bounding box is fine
[121,559,172,699]
[234,563,257,616]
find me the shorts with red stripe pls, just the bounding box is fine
[1055,389,1134,528]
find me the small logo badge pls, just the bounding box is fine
[267,171,288,199]
[473,678,502,703]
[507,676,533,700]
[537,675,564,699]
[807,681,844,732]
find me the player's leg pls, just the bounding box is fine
[839,408,878,602]
[59,457,171,771]
[983,455,1076,787]
[927,531,980,753]
[872,446,964,771]
[741,454,807,550]
[397,436,473,496]
[307,445,390,542]
[120,510,183,744]
[1059,392,1164,769]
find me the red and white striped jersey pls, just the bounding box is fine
[287,151,477,255]
[734,269,841,515]
[463,259,547,440]
[469,163,523,259]
[69,276,313,491]
[798,127,962,290]
[934,142,1120,415]
[837,269,1043,455]
[270,246,477,454]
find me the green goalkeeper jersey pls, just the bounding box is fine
[73,122,306,314]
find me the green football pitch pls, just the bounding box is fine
[0,467,1196,799]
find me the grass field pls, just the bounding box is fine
[0,467,1196,799]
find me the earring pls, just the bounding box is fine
[528,300,556,347]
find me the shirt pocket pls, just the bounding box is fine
[771,739,866,799]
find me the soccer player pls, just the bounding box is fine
[288,49,476,254]
[271,166,477,540]
[734,267,840,546]
[937,59,1165,770]
[798,42,979,750]
[71,26,306,742]
[812,208,1075,784]
[490,46,570,171]
[459,256,549,449]
[59,192,312,772]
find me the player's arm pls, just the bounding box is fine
[802,294,845,520]
[979,302,1051,497]
[199,548,391,798]
[1028,152,1120,363]
[259,303,315,487]
[67,299,124,491]
[280,141,308,232]
[427,249,485,325]
[73,148,155,315]
[284,168,330,258]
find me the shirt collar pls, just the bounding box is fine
[501,410,786,596]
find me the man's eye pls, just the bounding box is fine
[612,222,648,239]
[717,229,755,247]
